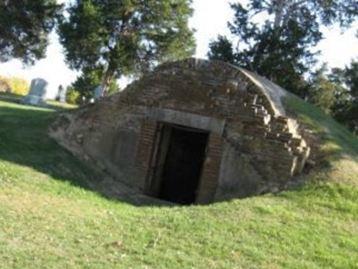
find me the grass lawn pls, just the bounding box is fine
[0,98,357,269]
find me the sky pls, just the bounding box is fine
[0,0,357,98]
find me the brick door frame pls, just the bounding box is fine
[195,133,223,203]
[136,114,224,204]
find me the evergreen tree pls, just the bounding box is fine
[0,0,60,64]
[207,35,235,63]
[58,0,195,93]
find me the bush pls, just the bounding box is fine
[66,87,81,104]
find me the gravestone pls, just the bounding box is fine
[56,85,67,103]
[94,85,104,100]
[89,85,104,103]
[22,78,48,106]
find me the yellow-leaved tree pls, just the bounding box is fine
[0,75,29,96]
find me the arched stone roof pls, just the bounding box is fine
[117,58,302,140]
[154,58,289,117]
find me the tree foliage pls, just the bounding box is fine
[304,61,358,133]
[208,0,358,97]
[308,65,344,114]
[58,0,195,92]
[208,35,235,63]
[0,0,60,64]
[0,75,29,95]
[329,61,358,133]
[66,87,81,105]
[344,61,358,100]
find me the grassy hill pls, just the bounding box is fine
[0,98,357,269]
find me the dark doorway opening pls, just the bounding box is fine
[148,124,209,205]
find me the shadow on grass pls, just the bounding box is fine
[0,93,76,112]
[0,102,170,207]
[0,92,23,103]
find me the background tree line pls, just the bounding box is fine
[0,0,357,133]
[1,0,195,102]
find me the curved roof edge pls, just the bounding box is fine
[236,67,288,116]
[199,58,288,116]
[154,58,302,139]
[155,58,290,117]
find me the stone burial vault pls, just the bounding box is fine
[50,58,311,205]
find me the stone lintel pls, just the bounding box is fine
[136,106,226,135]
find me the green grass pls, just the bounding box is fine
[0,92,77,110]
[0,99,357,269]
[284,94,358,186]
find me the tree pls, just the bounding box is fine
[330,61,358,133]
[308,65,344,114]
[0,75,29,95]
[208,35,235,63]
[58,0,195,93]
[0,0,60,64]
[344,61,358,100]
[306,61,358,133]
[208,0,358,97]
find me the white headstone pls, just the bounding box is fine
[22,78,48,106]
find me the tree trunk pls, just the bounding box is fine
[273,0,286,28]
[100,66,115,96]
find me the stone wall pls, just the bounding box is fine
[50,58,310,203]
